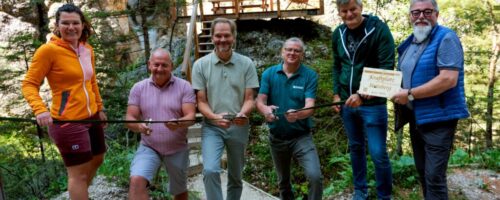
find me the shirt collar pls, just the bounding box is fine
[211,51,236,66]
[276,63,304,78]
[148,76,175,89]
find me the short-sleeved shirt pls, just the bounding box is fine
[259,63,318,139]
[127,76,196,155]
[400,31,463,89]
[191,52,259,116]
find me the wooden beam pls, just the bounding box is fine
[319,0,324,15]
[277,0,281,17]
[181,0,199,82]
[176,9,321,22]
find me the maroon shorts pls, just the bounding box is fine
[48,114,106,166]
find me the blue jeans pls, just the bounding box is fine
[269,134,323,200]
[341,104,392,200]
[201,123,249,200]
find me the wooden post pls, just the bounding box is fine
[172,0,178,22]
[199,0,205,18]
[277,0,281,17]
[36,124,46,162]
[181,0,199,82]
[235,0,240,18]
[194,21,200,59]
[318,0,324,15]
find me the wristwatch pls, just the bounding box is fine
[408,88,415,101]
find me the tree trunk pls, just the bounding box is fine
[169,0,179,52]
[134,0,151,61]
[140,6,150,61]
[35,2,49,43]
[485,1,498,149]
[396,128,403,156]
[486,38,498,149]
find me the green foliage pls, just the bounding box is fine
[391,155,418,188]
[323,154,352,196]
[0,122,66,199]
[97,138,136,186]
[1,0,498,199]
[244,126,278,194]
[449,148,471,166]
[449,148,500,171]
[89,10,131,18]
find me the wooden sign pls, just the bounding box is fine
[358,67,402,98]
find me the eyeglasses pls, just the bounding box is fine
[284,47,302,53]
[410,9,434,18]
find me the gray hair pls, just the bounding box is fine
[283,37,306,52]
[410,0,439,12]
[336,0,362,7]
[149,48,172,62]
[211,17,237,39]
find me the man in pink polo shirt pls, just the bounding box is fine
[126,48,196,200]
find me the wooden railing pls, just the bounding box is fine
[175,0,323,20]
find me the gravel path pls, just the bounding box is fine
[52,171,279,200]
[51,169,499,200]
[51,176,128,200]
[187,171,279,200]
[448,169,499,200]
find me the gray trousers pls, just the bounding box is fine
[269,134,323,200]
[409,113,457,200]
[202,123,249,200]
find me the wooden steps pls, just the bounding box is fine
[196,20,214,58]
[186,117,228,177]
[187,123,204,176]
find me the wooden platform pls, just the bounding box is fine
[177,8,322,22]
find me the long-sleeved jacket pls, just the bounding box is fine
[332,14,395,105]
[22,35,103,120]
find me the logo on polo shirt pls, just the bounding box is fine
[292,85,304,90]
[72,145,80,150]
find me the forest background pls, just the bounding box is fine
[0,0,498,199]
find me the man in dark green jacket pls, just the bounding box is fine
[331,0,395,199]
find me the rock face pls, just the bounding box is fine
[0,11,39,116]
[0,1,46,29]
[0,12,37,45]
[235,19,331,68]
[0,1,136,117]
[0,1,333,118]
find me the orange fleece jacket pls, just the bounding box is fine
[22,35,104,120]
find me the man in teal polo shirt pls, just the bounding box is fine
[256,37,323,200]
[191,17,259,200]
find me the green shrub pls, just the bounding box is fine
[0,122,66,199]
[391,155,418,188]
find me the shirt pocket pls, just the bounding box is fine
[289,82,305,108]
[58,90,71,116]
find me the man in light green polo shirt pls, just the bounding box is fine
[191,17,259,200]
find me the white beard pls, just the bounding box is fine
[413,20,432,43]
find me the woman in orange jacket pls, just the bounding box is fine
[22,3,107,199]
